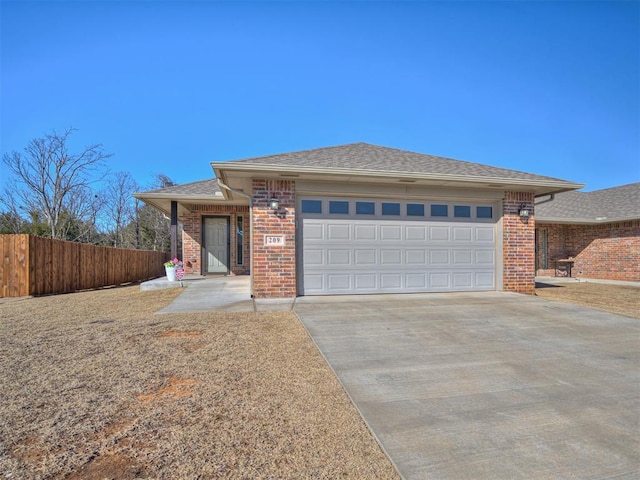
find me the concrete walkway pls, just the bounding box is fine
[142,275,295,313]
[294,292,640,480]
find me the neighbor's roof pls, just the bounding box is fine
[139,178,223,197]
[133,178,237,215]
[212,142,582,195]
[536,182,640,224]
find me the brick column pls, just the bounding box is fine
[252,179,296,298]
[503,191,536,294]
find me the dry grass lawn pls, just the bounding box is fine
[535,281,640,319]
[0,287,399,479]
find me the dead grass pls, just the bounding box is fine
[535,281,640,319]
[0,286,399,479]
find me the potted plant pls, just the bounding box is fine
[164,258,183,281]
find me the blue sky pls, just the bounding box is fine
[1,0,638,192]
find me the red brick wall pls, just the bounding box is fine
[536,221,640,281]
[252,179,296,298]
[503,191,536,294]
[180,204,250,276]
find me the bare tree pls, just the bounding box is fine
[2,128,112,239]
[102,171,139,247]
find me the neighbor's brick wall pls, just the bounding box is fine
[252,179,296,298]
[536,220,640,281]
[503,191,536,294]
[181,204,250,276]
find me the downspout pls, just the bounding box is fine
[217,179,254,298]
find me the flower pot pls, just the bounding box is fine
[165,265,176,281]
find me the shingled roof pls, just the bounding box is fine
[536,182,640,223]
[219,142,573,184]
[140,178,223,197]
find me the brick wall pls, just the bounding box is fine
[181,204,250,276]
[252,179,296,298]
[536,220,640,281]
[503,191,536,294]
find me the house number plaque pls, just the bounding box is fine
[264,235,285,246]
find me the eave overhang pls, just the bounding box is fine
[211,162,584,198]
[133,192,248,216]
[536,215,640,225]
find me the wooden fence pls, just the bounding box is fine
[1,234,169,297]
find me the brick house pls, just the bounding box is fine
[134,143,583,298]
[535,182,640,282]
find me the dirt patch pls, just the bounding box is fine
[536,281,640,319]
[66,452,145,480]
[156,330,202,338]
[137,376,197,404]
[0,285,399,479]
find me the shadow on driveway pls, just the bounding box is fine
[295,292,640,480]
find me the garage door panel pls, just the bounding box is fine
[453,227,473,241]
[381,249,402,265]
[355,249,377,264]
[406,250,426,265]
[328,224,350,240]
[406,226,427,241]
[430,226,449,241]
[430,250,450,264]
[355,274,377,289]
[453,250,473,265]
[328,249,351,265]
[476,272,495,288]
[453,273,473,288]
[327,274,351,291]
[305,249,324,265]
[476,227,495,242]
[429,273,451,288]
[381,225,402,240]
[355,224,377,240]
[406,273,427,288]
[381,274,402,289]
[305,223,324,240]
[476,250,495,264]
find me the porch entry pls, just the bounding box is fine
[203,216,229,274]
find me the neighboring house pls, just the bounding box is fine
[535,182,640,282]
[134,142,583,298]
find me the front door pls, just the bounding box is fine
[203,217,229,274]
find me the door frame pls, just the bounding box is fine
[202,215,230,275]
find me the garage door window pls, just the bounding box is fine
[454,205,471,218]
[477,206,493,218]
[301,200,322,213]
[356,201,375,215]
[329,201,349,214]
[382,203,401,215]
[407,203,425,216]
[431,204,448,217]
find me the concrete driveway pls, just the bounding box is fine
[294,292,640,480]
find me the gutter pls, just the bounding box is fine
[216,179,254,298]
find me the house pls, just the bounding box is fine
[134,142,584,298]
[535,182,640,282]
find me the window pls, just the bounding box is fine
[301,199,322,213]
[382,203,400,215]
[477,206,493,219]
[407,204,425,216]
[454,205,471,218]
[431,204,448,217]
[356,201,375,215]
[236,216,244,265]
[329,201,349,214]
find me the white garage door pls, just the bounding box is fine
[299,197,497,295]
